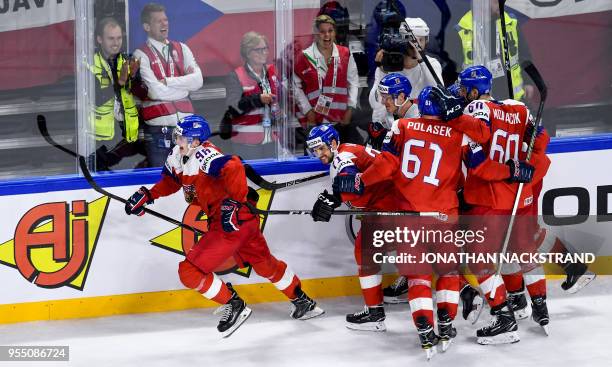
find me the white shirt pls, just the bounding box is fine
[369,55,442,123]
[293,42,359,116]
[133,37,203,126]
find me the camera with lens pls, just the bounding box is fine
[376,1,408,72]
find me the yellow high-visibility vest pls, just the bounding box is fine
[92,52,139,142]
[457,10,525,100]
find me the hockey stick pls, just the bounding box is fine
[38,114,220,154]
[498,0,515,99]
[77,155,206,235]
[39,114,321,191]
[401,21,443,87]
[37,115,205,235]
[243,163,328,190]
[37,115,78,158]
[489,61,547,299]
[245,201,439,217]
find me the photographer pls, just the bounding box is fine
[368,17,443,126]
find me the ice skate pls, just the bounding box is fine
[507,288,530,320]
[460,284,484,324]
[346,305,386,331]
[415,316,440,360]
[531,295,550,336]
[290,287,324,320]
[437,309,457,352]
[214,284,252,338]
[562,262,596,294]
[476,303,520,345]
[383,276,409,304]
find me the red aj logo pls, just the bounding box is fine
[149,187,276,277]
[0,197,109,290]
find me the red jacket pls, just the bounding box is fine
[139,40,194,122]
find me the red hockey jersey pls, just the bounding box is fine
[462,98,548,210]
[332,143,409,211]
[148,142,251,222]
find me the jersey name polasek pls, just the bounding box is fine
[405,121,452,137]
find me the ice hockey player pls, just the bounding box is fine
[333,86,491,358]
[124,115,324,337]
[307,123,410,332]
[368,73,418,149]
[457,65,546,344]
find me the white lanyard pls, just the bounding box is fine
[147,41,175,79]
[495,25,501,58]
[246,63,271,94]
[314,45,338,94]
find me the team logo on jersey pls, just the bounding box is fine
[182,184,196,203]
[0,197,110,290]
[148,187,276,278]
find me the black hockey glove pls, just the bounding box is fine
[311,190,342,222]
[506,159,535,183]
[125,186,153,216]
[333,173,365,195]
[367,121,388,150]
[431,86,465,122]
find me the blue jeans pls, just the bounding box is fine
[143,124,174,168]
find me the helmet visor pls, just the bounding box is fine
[172,129,193,146]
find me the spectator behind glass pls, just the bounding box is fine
[221,32,279,159]
[293,15,362,144]
[454,0,535,102]
[91,17,148,171]
[133,2,203,167]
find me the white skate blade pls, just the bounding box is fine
[221,306,252,338]
[514,307,531,320]
[296,306,325,320]
[477,331,520,345]
[440,339,453,352]
[383,295,409,304]
[566,272,596,294]
[345,320,387,332]
[424,347,437,361]
[541,324,550,336]
[467,296,485,324]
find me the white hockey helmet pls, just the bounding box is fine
[400,17,430,38]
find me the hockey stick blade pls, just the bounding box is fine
[522,61,547,102]
[244,164,328,190]
[78,156,205,235]
[245,202,439,217]
[37,115,78,158]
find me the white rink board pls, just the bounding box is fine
[1,149,611,305]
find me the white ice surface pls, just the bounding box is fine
[1,278,611,367]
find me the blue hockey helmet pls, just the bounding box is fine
[306,123,340,152]
[447,83,462,98]
[418,86,443,116]
[378,73,412,102]
[459,65,493,96]
[173,114,211,144]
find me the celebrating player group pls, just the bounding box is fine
[307,64,594,359]
[120,63,595,360]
